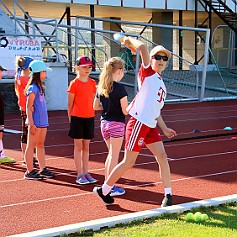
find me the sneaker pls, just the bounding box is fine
[93,187,114,205]
[24,169,44,180]
[0,157,16,164]
[110,185,125,197]
[33,158,39,167]
[85,173,97,184]
[76,174,90,185]
[39,168,55,178]
[161,194,172,207]
[22,158,39,168]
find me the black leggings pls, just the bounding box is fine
[21,111,28,144]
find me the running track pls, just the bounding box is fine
[1,100,237,236]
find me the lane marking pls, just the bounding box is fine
[7,194,237,237]
[1,149,236,183]
[1,169,236,209]
[4,128,21,134]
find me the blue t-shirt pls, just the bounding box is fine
[97,82,128,123]
[26,83,48,127]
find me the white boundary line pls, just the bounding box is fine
[7,194,237,237]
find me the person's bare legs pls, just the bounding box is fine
[104,136,123,179]
[36,128,47,171]
[81,139,90,174]
[102,149,139,195]
[93,149,139,204]
[25,127,46,172]
[21,143,27,159]
[146,141,171,188]
[146,141,172,207]
[0,131,5,158]
[74,139,83,176]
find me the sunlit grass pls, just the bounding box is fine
[62,202,237,237]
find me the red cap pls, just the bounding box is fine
[76,56,94,67]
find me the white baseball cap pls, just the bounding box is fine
[150,45,172,59]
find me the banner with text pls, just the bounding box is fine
[0,36,42,77]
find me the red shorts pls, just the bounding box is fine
[125,117,162,152]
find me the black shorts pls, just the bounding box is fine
[68,116,94,140]
[0,92,4,132]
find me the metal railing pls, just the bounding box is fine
[1,0,237,102]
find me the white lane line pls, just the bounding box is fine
[1,149,236,183]
[1,169,236,209]
[4,129,22,134]
[7,194,237,237]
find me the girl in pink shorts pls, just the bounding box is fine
[94,57,128,197]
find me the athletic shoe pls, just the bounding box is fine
[22,158,39,168]
[85,173,97,184]
[76,174,90,185]
[110,185,125,197]
[24,169,44,180]
[0,157,16,164]
[161,194,172,207]
[33,158,39,167]
[39,168,55,178]
[93,187,114,205]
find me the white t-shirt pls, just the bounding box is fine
[127,63,166,128]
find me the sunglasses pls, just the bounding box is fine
[152,55,169,61]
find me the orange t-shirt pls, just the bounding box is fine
[67,77,96,118]
[16,76,29,111]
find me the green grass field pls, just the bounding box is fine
[66,202,237,237]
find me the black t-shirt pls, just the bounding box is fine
[97,82,128,123]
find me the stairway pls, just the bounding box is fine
[199,0,237,34]
[0,7,20,35]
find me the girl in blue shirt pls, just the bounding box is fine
[24,60,55,180]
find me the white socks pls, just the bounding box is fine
[0,140,5,158]
[102,183,113,196]
[164,187,172,196]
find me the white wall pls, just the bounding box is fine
[44,62,68,111]
[146,0,166,9]
[123,0,144,8]
[167,0,186,10]
[99,0,121,6]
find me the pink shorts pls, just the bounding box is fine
[125,117,162,152]
[101,120,125,141]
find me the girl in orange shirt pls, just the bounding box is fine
[15,56,38,167]
[67,56,97,185]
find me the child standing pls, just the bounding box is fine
[93,57,128,196]
[93,37,177,207]
[24,60,55,180]
[67,55,97,185]
[0,65,16,164]
[14,56,38,167]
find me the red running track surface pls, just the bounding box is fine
[0,100,237,236]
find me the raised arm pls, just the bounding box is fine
[122,37,150,66]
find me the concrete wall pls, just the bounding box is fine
[44,62,68,111]
[1,62,69,113]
